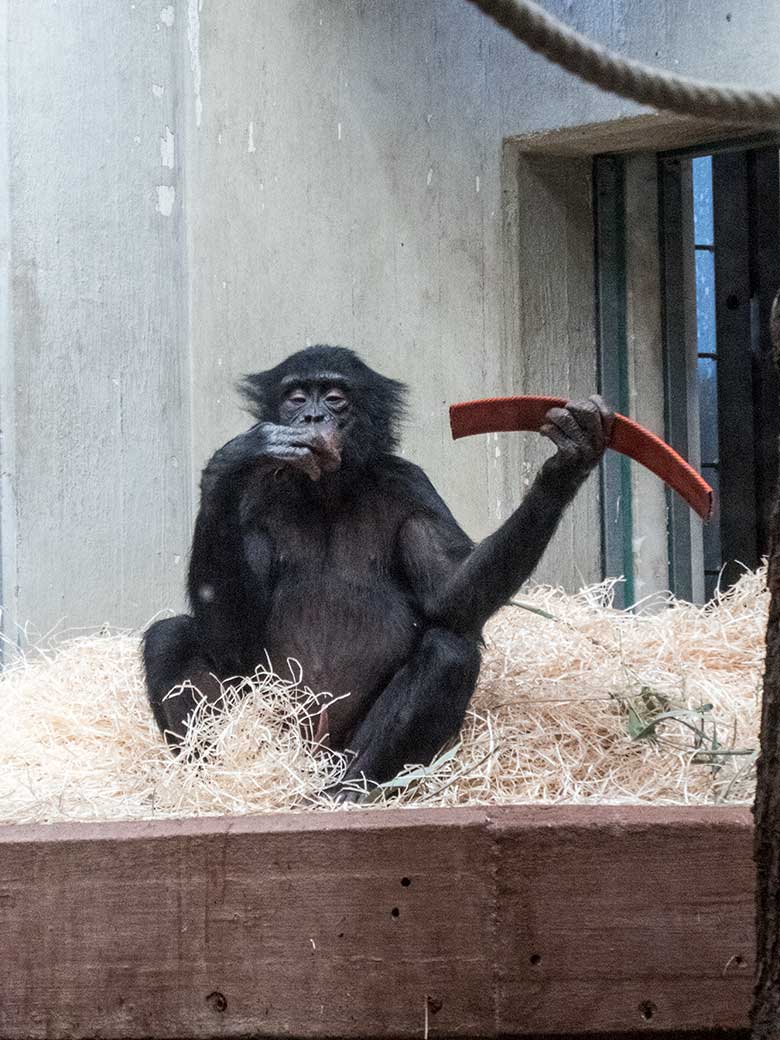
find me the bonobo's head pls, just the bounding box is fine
[239,345,407,469]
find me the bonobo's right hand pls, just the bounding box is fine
[253,422,342,481]
[204,418,341,490]
[202,422,343,495]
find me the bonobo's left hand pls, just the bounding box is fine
[540,395,614,475]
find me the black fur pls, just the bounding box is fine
[144,345,611,798]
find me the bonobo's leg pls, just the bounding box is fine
[335,627,481,799]
[143,615,223,752]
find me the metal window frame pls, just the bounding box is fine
[712,149,759,586]
[597,134,779,602]
[656,135,780,598]
[657,155,697,602]
[593,155,634,608]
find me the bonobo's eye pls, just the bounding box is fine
[286,389,307,406]
[324,389,348,411]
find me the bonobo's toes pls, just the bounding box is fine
[318,781,371,806]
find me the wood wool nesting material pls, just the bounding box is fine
[0,568,766,825]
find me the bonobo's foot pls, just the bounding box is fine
[540,395,614,475]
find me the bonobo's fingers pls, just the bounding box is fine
[565,398,607,454]
[588,394,615,446]
[540,406,589,466]
[216,422,345,483]
[540,395,615,472]
[258,424,323,481]
[288,428,340,479]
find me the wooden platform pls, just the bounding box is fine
[0,805,753,1038]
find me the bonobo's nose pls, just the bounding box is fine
[303,413,326,424]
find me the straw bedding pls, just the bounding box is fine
[0,568,767,825]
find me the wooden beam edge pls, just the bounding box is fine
[0,802,753,846]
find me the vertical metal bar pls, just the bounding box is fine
[593,155,633,608]
[747,147,780,556]
[713,152,759,585]
[658,157,694,601]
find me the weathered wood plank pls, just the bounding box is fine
[0,806,753,1039]
[0,809,494,1039]
[493,807,754,1035]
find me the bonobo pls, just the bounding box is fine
[144,345,613,797]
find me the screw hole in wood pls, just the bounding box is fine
[639,1000,657,1022]
[206,992,227,1014]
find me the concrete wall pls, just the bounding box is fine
[0,1,192,638]
[1,0,778,635]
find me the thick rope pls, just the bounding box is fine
[468,0,780,126]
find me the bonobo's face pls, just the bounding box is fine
[277,374,352,473]
[239,345,408,469]
[278,375,352,430]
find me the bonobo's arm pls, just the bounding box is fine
[399,397,613,638]
[188,422,340,670]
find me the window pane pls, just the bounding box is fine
[692,155,713,246]
[697,355,719,464]
[695,248,716,355]
[693,154,719,601]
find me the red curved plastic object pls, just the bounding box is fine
[449,395,713,521]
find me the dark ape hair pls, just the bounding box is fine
[238,345,408,462]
